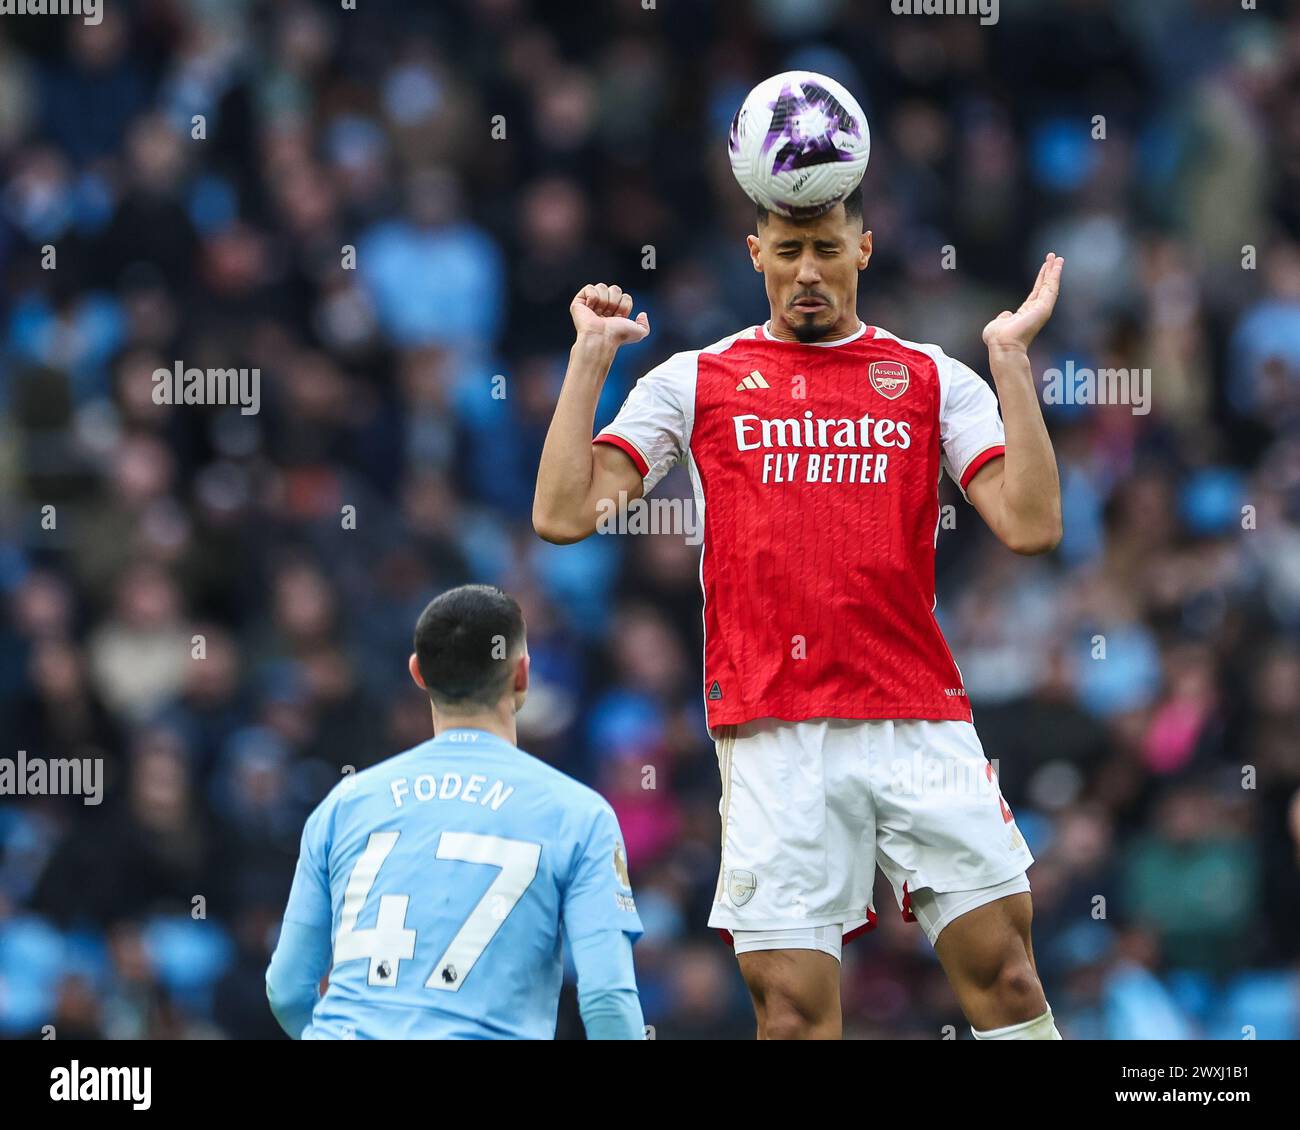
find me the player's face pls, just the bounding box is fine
[748,203,871,343]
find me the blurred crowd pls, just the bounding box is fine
[2,0,1300,1040]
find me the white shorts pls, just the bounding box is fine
[709,717,1034,947]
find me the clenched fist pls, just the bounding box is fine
[571,283,650,348]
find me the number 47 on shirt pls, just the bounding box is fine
[333,830,540,990]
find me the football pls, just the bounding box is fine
[728,70,870,219]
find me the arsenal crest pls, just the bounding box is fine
[728,868,757,906]
[869,360,910,400]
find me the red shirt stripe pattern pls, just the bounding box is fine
[593,322,1006,730]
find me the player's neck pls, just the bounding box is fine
[430,706,517,748]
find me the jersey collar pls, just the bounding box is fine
[431,727,515,750]
[757,319,870,346]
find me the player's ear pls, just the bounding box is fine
[512,648,530,712]
[746,232,763,272]
[408,653,426,690]
[859,229,872,270]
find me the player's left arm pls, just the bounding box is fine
[561,803,647,1040]
[965,253,1065,555]
[266,808,334,1039]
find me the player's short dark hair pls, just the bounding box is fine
[756,183,863,228]
[413,585,525,710]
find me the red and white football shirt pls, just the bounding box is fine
[593,321,1006,729]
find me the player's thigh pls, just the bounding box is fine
[929,887,1033,975]
[735,941,842,1038]
[922,886,1046,1020]
[872,719,1034,902]
[710,719,875,934]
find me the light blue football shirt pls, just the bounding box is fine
[280,728,643,1039]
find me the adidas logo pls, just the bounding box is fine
[736,371,770,392]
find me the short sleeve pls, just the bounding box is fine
[561,802,644,946]
[593,352,695,494]
[282,803,333,929]
[940,354,1006,497]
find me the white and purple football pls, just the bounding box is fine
[728,71,870,219]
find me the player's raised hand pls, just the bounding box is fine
[571,284,650,348]
[982,253,1064,354]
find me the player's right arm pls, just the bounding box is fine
[266,804,334,1039]
[532,284,650,544]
